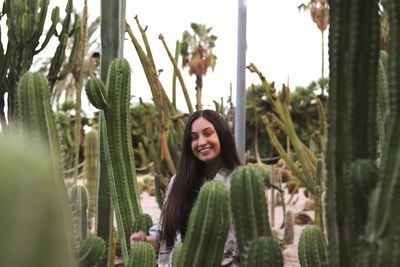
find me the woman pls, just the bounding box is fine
[131,109,242,266]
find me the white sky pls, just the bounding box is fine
[53,1,329,114]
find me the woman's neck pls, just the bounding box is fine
[204,157,223,179]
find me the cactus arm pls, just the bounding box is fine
[35,6,59,55]
[57,13,82,81]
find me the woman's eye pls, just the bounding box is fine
[204,131,212,137]
[191,135,198,141]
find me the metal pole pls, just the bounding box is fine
[235,0,247,163]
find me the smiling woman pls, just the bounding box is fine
[131,109,243,266]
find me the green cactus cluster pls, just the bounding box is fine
[298,225,328,267]
[128,242,156,267]
[0,0,80,126]
[177,181,230,267]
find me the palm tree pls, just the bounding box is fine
[298,0,329,96]
[180,23,217,110]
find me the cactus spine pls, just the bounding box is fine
[177,181,230,267]
[327,0,380,265]
[0,134,76,266]
[85,58,142,264]
[71,184,89,251]
[230,166,272,258]
[83,130,100,225]
[298,226,328,267]
[243,237,283,267]
[78,235,106,267]
[128,242,156,267]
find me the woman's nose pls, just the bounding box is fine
[198,135,207,145]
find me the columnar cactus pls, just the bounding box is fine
[360,1,400,266]
[326,0,380,265]
[298,225,328,267]
[128,242,156,267]
[177,181,230,267]
[132,213,154,234]
[85,58,142,264]
[230,166,272,258]
[78,235,106,267]
[243,237,283,267]
[70,184,89,252]
[16,72,63,179]
[0,134,76,267]
[83,130,100,223]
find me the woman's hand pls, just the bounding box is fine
[130,231,159,253]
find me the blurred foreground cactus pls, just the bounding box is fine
[0,133,76,267]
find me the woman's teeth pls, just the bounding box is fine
[199,147,211,153]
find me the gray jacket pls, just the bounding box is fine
[149,168,239,267]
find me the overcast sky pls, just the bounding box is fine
[52,0,329,114]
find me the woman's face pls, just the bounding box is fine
[190,117,221,163]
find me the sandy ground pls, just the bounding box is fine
[140,188,314,267]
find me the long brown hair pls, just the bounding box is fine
[160,110,242,246]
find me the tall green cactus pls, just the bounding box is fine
[359,1,400,266]
[298,226,328,267]
[243,237,283,267]
[326,0,380,266]
[0,133,76,267]
[78,235,106,267]
[70,184,89,252]
[177,181,230,267]
[15,71,76,255]
[128,242,156,267]
[85,58,142,264]
[83,130,100,224]
[230,166,272,259]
